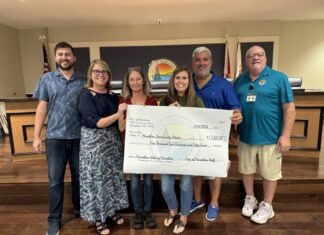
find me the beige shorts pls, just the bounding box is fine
[238,141,282,181]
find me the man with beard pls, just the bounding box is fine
[33,41,86,235]
[234,46,295,224]
[190,46,242,221]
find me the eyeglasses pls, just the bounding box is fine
[92,70,108,76]
[246,52,265,59]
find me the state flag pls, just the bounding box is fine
[223,41,231,78]
[235,42,243,79]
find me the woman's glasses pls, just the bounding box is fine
[92,70,108,76]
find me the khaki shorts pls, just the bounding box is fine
[238,141,282,181]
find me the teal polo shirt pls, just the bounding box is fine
[234,66,294,145]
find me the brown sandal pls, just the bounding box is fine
[110,214,124,225]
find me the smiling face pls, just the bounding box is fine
[128,71,144,93]
[174,70,190,96]
[192,51,212,79]
[91,64,109,88]
[55,47,76,71]
[245,46,267,75]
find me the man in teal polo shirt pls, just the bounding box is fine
[234,46,296,224]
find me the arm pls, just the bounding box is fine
[277,102,296,153]
[33,100,48,153]
[97,103,127,128]
[224,81,242,125]
[118,107,127,132]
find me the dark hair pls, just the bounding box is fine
[166,66,196,107]
[54,41,75,55]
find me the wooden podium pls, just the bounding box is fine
[2,90,324,159]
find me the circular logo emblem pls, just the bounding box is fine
[259,79,267,86]
[150,115,201,167]
[148,58,177,82]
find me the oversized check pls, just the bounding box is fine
[123,105,233,177]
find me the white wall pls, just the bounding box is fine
[18,29,49,94]
[1,19,323,98]
[279,20,324,89]
[0,23,25,98]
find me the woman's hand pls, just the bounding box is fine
[169,101,181,107]
[117,103,127,117]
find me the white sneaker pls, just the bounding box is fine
[242,195,258,217]
[250,201,275,224]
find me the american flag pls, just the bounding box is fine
[42,43,50,73]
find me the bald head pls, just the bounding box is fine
[245,46,266,59]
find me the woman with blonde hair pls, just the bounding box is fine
[78,59,129,235]
[119,66,158,230]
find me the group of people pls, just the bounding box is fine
[33,41,295,235]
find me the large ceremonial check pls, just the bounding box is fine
[123,105,233,177]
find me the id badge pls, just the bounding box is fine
[246,93,256,102]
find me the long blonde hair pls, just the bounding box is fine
[121,66,151,98]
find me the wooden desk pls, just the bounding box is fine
[287,90,324,157]
[1,98,46,157]
[2,90,324,158]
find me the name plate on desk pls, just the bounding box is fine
[123,105,232,177]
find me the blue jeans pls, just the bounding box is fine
[130,174,153,213]
[161,174,193,216]
[46,139,80,225]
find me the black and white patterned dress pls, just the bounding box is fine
[78,88,129,223]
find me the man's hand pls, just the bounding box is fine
[277,135,291,153]
[33,138,43,153]
[231,109,243,125]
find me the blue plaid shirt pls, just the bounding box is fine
[33,68,86,139]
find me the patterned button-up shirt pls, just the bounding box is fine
[33,68,86,139]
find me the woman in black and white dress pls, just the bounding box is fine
[78,59,129,235]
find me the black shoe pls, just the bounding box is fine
[143,211,157,229]
[132,212,144,230]
[46,222,60,235]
